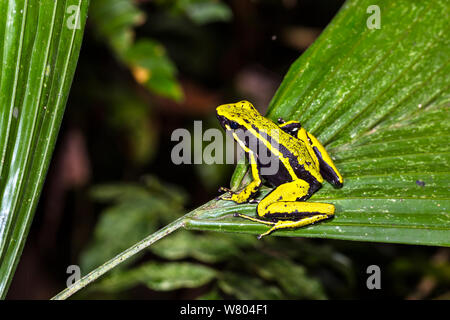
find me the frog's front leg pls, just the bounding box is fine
[219,151,262,204]
[303,131,343,188]
[235,179,335,239]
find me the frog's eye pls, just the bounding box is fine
[229,121,240,130]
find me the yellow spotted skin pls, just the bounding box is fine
[216,101,344,239]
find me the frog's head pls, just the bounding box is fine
[216,101,260,132]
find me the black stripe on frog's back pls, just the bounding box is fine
[250,123,320,188]
[267,211,325,220]
[283,145,320,187]
[258,157,293,187]
[265,128,320,187]
[312,146,343,188]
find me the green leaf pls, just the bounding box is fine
[90,183,153,203]
[0,0,89,298]
[95,262,216,292]
[183,0,450,246]
[81,181,186,272]
[80,200,159,273]
[218,272,283,299]
[151,230,245,263]
[159,0,232,25]
[90,0,145,54]
[124,39,183,101]
[140,262,216,291]
[183,1,232,25]
[196,288,222,300]
[90,0,184,101]
[251,258,326,299]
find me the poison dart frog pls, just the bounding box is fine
[216,101,343,239]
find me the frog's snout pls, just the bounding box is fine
[216,106,237,131]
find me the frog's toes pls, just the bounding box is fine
[216,187,232,200]
[218,186,232,193]
[256,230,272,240]
[217,193,235,201]
[216,194,228,201]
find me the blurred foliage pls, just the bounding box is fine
[156,0,233,25]
[193,117,237,190]
[93,261,217,292]
[105,85,159,165]
[80,176,186,273]
[90,0,182,100]
[125,39,182,100]
[89,0,232,101]
[84,0,234,167]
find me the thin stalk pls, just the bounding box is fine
[52,215,187,300]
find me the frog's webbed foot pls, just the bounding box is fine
[218,186,231,194]
[220,188,260,203]
[216,179,261,203]
[218,193,250,203]
[215,187,232,200]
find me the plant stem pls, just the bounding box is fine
[52,216,187,300]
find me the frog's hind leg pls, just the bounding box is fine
[233,213,275,226]
[255,179,335,239]
[256,214,332,239]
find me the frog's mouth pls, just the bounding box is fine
[216,114,228,130]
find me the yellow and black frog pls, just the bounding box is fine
[217,101,343,239]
